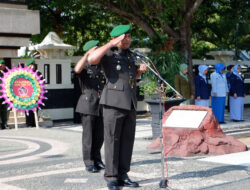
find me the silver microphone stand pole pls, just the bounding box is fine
[139,57,183,189]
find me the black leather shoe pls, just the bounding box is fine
[86,165,98,173]
[118,178,139,188]
[107,180,120,190]
[95,161,105,170]
[1,125,9,130]
[232,120,240,122]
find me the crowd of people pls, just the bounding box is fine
[175,62,245,124]
[75,24,245,190]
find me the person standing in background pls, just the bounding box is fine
[226,65,234,85]
[210,63,228,123]
[226,65,234,112]
[229,64,245,122]
[0,60,10,130]
[75,40,106,173]
[174,63,194,105]
[25,59,40,127]
[194,65,211,107]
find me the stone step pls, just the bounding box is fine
[8,118,26,123]
[7,110,26,125]
[8,111,26,117]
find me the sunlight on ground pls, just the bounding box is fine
[238,137,250,146]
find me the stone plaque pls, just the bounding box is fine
[163,110,208,128]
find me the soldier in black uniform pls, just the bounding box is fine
[75,40,106,173]
[88,25,147,190]
[0,60,9,130]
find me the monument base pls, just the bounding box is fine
[147,105,247,157]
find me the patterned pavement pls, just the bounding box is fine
[0,114,250,190]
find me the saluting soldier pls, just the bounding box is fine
[88,25,147,190]
[75,40,106,173]
[0,60,9,130]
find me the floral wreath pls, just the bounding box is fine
[0,65,47,113]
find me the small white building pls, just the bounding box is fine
[12,32,77,120]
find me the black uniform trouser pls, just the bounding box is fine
[0,99,8,127]
[81,114,104,166]
[103,105,136,182]
[25,110,36,126]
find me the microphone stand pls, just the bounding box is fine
[138,57,183,99]
[139,57,183,189]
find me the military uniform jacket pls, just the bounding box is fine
[99,47,138,110]
[75,63,106,116]
[0,69,6,97]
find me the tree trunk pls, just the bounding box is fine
[179,18,195,100]
[179,23,187,56]
[186,19,195,99]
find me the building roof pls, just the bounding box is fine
[30,32,75,50]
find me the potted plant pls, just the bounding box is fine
[138,51,186,139]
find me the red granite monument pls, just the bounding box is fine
[147,105,247,157]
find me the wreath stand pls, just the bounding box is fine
[0,64,46,130]
[13,110,18,130]
[34,108,39,129]
[13,108,39,130]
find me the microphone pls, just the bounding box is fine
[133,50,149,59]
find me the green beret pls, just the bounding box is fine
[0,60,4,65]
[26,59,35,66]
[83,40,99,52]
[110,25,131,37]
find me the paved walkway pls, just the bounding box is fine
[0,108,250,190]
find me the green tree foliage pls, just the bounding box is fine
[28,0,249,58]
[28,0,249,97]
[192,0,250,58]
[139,51,186,98]
[28,0,124,55]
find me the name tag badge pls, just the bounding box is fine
[114,55,122,59]
[87,68,93,75]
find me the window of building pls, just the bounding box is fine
[44,64,50,84]
[56,64,62,84]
